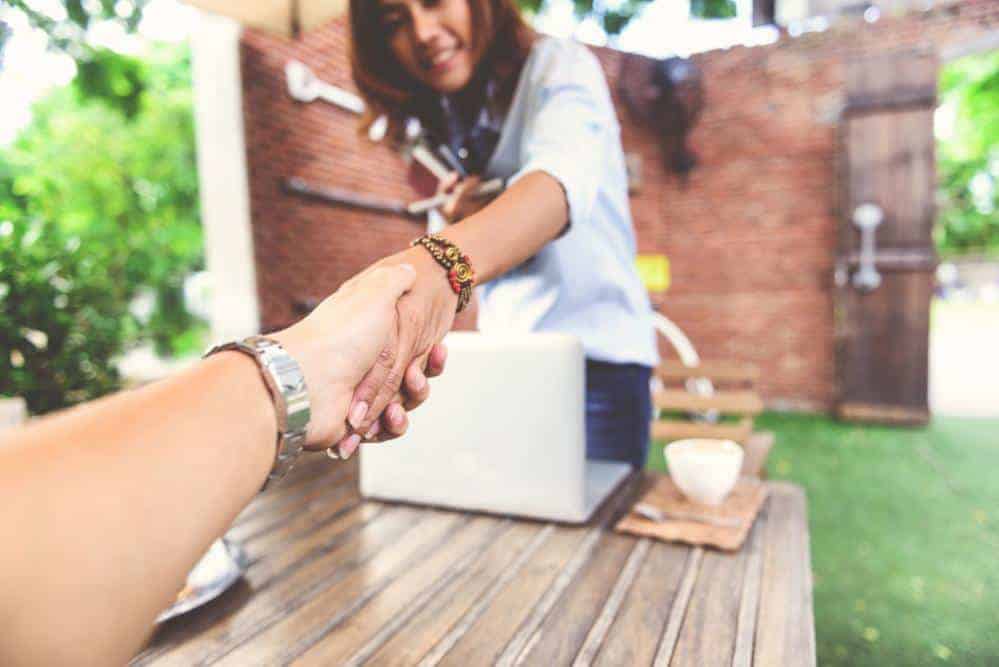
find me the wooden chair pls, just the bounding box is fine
[651,360,775,478]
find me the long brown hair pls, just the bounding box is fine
[349,0,535,135]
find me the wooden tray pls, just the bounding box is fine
[614,473,768,551]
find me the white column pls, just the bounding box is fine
[190,11,260,342]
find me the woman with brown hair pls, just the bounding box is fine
[338,0,659,467]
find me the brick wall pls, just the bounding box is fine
[239,0,997,410]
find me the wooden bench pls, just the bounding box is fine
[652,361,775,478]
[134,457,815,666]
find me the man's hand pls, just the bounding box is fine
[344,342,448,453]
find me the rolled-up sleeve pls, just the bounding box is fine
[507,41,617,231]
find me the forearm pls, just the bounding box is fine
[0,352,275,665]
[441,170,568,283]
[333,173,566,442]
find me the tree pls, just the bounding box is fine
[0,1,154,115]
[0,200,127,413]
[0,46,202,413]
[517,0,737,35]
[936,51,999,255]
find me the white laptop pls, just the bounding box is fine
[360,332,632,523]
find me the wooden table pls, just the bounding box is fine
[134,458,815,666]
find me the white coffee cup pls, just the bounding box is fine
[665,439,744,506]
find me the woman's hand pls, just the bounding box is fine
[438,172,497,222]
[271,263,446,451]
[334,246,459,453]
[348,342,447,450]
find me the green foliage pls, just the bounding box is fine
[1,0,150,58]
[515,0,656,35]
[514,0,738,37]
[0,0,152,112]
[75,48,148,119]
[0,46,202,413]
[0,207,125,414]
[689,0,737,19]
[936,51,999,255]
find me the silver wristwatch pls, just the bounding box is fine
[205,335,311,489]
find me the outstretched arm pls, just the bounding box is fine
[0,264,431,666]
[338,169,569,442]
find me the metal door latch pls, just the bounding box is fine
[852,203,883,292]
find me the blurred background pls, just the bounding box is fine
[0,0,996,664]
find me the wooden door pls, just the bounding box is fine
[835,50,939,425]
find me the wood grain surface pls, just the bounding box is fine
[135,461,814,667]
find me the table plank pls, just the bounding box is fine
[215,511,467,665]
[653,547,704,666]
[513,533,637,666]
[358,522,546,667]
[496,526,606,666]
[572,538,650,665]
[226,466,357,544]
[429,521,598,666]
[427,475,641,667]
[292,517,508,665]
[668,542,749,665]
[589,541,691,666]
[229,459,346,529]
[238,484,363,564]
[732,510,766,667]
[140,506,423,666]
[753,484,816,667]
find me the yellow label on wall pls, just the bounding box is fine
[636,254,670,293]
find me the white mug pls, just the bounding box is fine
[665,438,743,506]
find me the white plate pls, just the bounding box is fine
[155,538,247,623]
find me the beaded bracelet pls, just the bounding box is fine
[411,234,476,312]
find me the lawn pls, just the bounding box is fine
[647,413,999,666]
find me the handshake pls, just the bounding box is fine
[271,244,461,459]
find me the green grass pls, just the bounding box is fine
[647,413,999,666]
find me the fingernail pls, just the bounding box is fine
[388,404,404,426]
[432,347,447,371]
[412,372,427,392]
[341,434,361,459]
[398,263,415,273]
[349,401,368,429]
[364,421,381,440]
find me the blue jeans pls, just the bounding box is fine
[585,359,652,469]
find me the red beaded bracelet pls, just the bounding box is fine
[411,234,476,312]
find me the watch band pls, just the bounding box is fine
[204,335,311,489]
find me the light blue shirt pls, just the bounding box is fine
[478,37,660,368]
